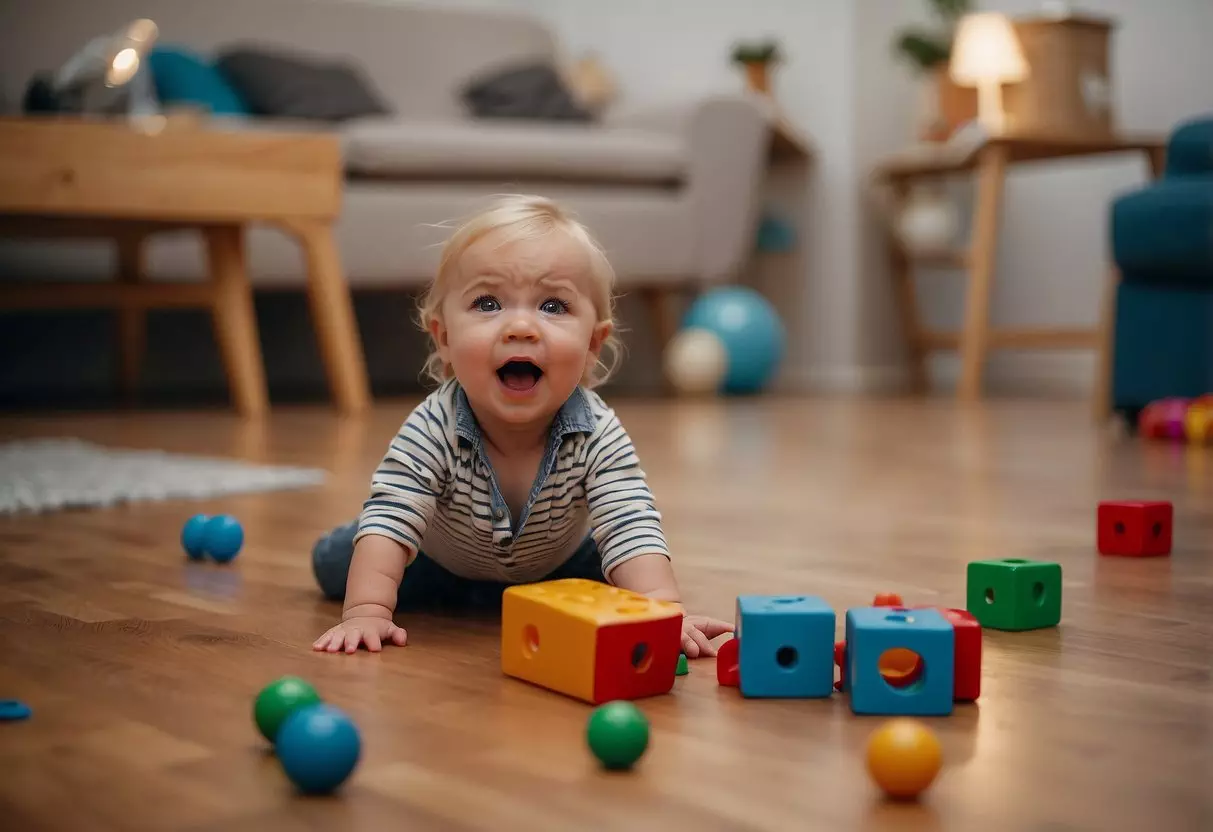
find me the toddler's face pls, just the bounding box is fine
[431,228,610,428]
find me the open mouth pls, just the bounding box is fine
[496,359,544,392]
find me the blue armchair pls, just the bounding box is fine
[1107,115,1213,425]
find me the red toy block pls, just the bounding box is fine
[911,605,981,701]
[593,615,684,703]
[1097,501,1172,556]
[716,637,739,686]
[834,640,846,691]
[873,593,903,607]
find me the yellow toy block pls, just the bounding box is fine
[501,578,684,703]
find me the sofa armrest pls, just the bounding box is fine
[607,93,774,281]
[1166,116,1213,178]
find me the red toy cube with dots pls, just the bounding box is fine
[1097,501,1172,556]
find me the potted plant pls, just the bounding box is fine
[731,39,781,95]
[892,0,975,141]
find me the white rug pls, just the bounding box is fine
[0,438,327,515]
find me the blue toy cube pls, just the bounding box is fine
[845,607,954,716]
[736,595,835,698]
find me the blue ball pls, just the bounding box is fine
[276,704,361,794]
[203,514,243,563]
[682,287,785,394]
[181,514,210,560]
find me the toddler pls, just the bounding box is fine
[311,194,731,658]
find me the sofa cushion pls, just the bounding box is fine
[216,46,390,122]
[148,45,249,116]
[1112,178,1213,287]
[461,61,591,122]
[340,119,686,184]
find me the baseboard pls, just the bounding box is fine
[929,352,1096,397]
[780,353,1097,397]
[778,363,911,394]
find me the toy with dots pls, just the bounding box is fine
[500,578,683,703]
[182,513,244,563]
[866,718,943,800]
[1097,500,1172,557]
[253,676,361,795]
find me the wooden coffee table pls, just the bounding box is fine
[0,116,371,417]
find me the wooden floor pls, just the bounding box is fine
[0,395,1210,831]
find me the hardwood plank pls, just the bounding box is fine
[0,397,1209,830]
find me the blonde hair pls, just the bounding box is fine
[417,194,623,389]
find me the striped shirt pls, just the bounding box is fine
[354,379,670,583]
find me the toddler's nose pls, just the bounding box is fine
[502,314,539,342]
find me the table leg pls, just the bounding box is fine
[205,224,269,418]
[114,231,146,403]
[887,181,929,394]
[285,219,371,415]
[957,145,1008,400]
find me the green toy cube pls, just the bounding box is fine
[966,559,1062,631]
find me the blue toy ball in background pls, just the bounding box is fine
[181,514,210,560]
[275,704,362,795]
[681,287,786,394]
[203,515,244,563]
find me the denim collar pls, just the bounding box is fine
[452,382,596,449]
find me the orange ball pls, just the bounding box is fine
[865,719,942,800]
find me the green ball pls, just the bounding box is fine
[254,676,322,743]
[586,700,650,770]
[675,654,689,676]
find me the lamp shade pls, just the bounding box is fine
[949,13,1028,86]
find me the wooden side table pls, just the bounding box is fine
[874,132,1166,403]
[0,116,372,417]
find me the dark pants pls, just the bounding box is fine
[311,521,607,611]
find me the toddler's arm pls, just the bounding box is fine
[584,412,732,656]
[314,399,450,653]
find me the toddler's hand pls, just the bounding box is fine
[313,616,407,654]
[681,614,733,658]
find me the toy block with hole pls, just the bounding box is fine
[966,559,1062,631]
[1097,501,1172,556]
[912,606,982,701]
[845,607,954,716]
[500,578,683,704]
[835,640,925,694]
[736,595,835,698]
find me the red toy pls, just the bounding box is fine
[716,637,739,686]
[834,640,846,691]
[873,592,903,607]
[920,607,982,701]
[1097,501,1172,556]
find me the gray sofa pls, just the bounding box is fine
[0,0,773,361]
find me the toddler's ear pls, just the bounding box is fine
[589,320,612,358]
[428,314,450,359]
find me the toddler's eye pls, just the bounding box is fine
[540,298,570,315]
[471,294,500,312]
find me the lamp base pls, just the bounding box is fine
[976,81,1009,135]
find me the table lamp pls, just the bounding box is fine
[948,12,1028,134]
[26,18,159,115]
